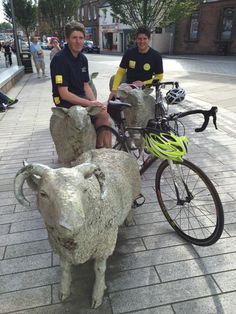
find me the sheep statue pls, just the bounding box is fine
[50,72,100,165]
[14,149,141,308]
[50,105,100,165]
[109,75,156,149]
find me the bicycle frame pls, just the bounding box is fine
[152,81,179,118]
[168,160,193,206]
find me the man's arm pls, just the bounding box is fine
[84,82,96,101]
[111,67,126,92]
[142,73,164,85]
[58,86,103,108]
[108,67,126,100]
[108,51,129,100]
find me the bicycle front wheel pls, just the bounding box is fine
[96,125,128,151]
[155,159,224,246]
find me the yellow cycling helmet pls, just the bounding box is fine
[144,131,189,161]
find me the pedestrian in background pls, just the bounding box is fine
[30,37,46,78]
[2,42,13,66]
[50,38,61,61]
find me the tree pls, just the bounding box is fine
[3,0,37,45]
[108,0,197,30]
[38,0,80,39]
[0,22,12,30]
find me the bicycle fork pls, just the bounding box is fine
[168,160,193,205]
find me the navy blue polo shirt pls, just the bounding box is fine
[120,47,163,84]
[50,44,89,108]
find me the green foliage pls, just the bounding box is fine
[161,0,197,27]
[3,0,37,38]
[108,0,196,30]
[38,0,80,39]
[0,22,12,30]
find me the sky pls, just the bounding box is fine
[0,1,7,23]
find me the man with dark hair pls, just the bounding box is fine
[50,21,111,148]
[109,26,163,100]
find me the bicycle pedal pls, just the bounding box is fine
[132,194,145,208]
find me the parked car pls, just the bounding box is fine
[82,40,100,54]
[41,41,48,50]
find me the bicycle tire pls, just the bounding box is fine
[155,159,224,246]
[96,125,128,151]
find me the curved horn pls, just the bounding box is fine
[94,167,107,200]
[14,163,50,208]
[76,163,107,199]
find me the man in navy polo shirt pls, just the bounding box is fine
[50,21,111,148]
[109,26,163,100]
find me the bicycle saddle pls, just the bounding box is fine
[108,100,131,111]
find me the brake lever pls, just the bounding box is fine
[195,106,218,132]
[195,116,209,132]
[212,106,218,129]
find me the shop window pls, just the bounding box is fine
[93,5,97,20]
[220,7,234,40]
[102,8,107,22]
[81,7,85,21]
[189,11,199,40]
[88,5,92,20]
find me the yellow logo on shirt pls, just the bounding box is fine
[129,60,136,69]
[53,97,61,105]
[55,75,63,84]
[143,63,151,71]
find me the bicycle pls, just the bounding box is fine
[96,84,224,246]
[149,80,183,117]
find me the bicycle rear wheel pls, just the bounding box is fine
[155,159,224,246]
[96,125,128,151]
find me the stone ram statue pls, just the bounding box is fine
[109,75,156,148]
[50,105,100,165]
[118,84,156,148]
[50,72,99,165]
[118,84,156,129]
[14,149,141,308]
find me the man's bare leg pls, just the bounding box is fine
[95,109,112,148]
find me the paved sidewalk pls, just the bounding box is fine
[0,65,236,313]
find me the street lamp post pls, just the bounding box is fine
[10,0,22,66]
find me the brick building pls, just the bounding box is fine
[174,0,236,55]
[79,0,101,45]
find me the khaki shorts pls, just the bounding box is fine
[35,60,45,71]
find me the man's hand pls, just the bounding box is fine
[108,91,117,101]
[89,100,104,108]
[132,80,144,88]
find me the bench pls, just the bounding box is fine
[0,65,25,93]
